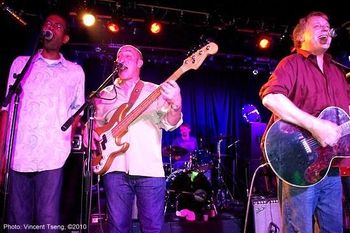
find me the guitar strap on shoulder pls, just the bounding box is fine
[128,80,144,108]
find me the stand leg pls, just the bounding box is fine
[1,94,21,225]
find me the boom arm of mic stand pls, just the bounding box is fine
[61,101,89,131]
[60,66,120,131]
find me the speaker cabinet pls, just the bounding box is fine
[252,197,282,233]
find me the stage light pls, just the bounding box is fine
[150,21,162,34]
[252,69,259,75]
[81,12,96,27]
[106,21,120,33]
[257,36,271,50]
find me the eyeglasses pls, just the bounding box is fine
[43,21,65,31]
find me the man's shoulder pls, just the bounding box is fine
[9,56,30,72]
[276,53,303,68]
[62,58,83,70]
[12,55,30,64]
[281,53,301,62]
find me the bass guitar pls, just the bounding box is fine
[92,42,219,175]
[264,106,350,187]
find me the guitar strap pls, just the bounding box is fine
[127,80,144,108]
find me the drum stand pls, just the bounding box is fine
[165,145,175,174]
[215,139,235,210]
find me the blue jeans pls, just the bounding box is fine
[103,172,166,233]
[279,175,343,233]
[7,168,63,233]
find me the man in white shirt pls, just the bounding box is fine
[89,44,183,233]
[3,13,85,232]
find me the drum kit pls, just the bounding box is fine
[162,140,236,218]
[86,139,240,223]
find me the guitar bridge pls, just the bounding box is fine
[300,136,312,154]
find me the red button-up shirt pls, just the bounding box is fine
[260,49,350,117]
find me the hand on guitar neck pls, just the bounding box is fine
[160,80,182,125]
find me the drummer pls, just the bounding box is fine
[172,123,198,170]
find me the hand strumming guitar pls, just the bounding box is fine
[307,117,341,147]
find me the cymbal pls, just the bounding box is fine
[162,145,188,157]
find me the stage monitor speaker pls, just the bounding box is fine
[252,197,282,233]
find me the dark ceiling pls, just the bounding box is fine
[1,0,350,68]
[1,0,349,118]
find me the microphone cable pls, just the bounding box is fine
[243,162,269,233]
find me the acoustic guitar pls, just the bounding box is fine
[264,106,350,187]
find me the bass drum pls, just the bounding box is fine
[166,169,212,214]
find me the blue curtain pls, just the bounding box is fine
[66,52,271,156]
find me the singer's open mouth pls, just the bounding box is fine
[318,35,328,39]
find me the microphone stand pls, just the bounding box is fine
[61,66,120,233]
[0,34,42,226]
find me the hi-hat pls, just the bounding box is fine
[162,145,188,157]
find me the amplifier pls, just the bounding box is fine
[252,196,282,233]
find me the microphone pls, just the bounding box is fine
[42,30,53,41]
[329,22,350,38]
[329,28,337,38]
[113,61,127,71]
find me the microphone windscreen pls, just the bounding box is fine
[329,28,337,38]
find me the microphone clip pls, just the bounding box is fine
[113,61,127,71]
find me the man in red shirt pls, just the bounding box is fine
[260,11,350,232]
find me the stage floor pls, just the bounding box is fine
[88,213,242,233]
